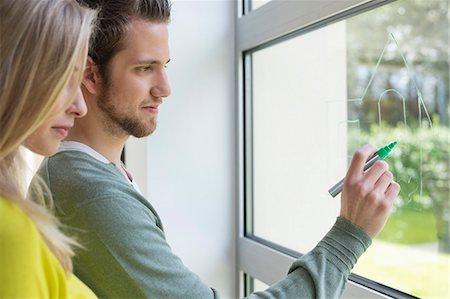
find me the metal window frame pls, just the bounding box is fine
[235,0,421,298]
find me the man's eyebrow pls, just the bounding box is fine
[133,58,171,65]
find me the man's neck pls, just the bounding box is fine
[66,119,128,166]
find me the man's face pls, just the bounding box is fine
[97,20,171,138]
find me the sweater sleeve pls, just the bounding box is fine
[246,217,372,299]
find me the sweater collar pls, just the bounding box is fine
[58,141,110,164]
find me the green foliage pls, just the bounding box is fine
[350,123,450,252]
[350,123,450,211]
[347,0,449,66]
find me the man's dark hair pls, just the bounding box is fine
[76,0,171,79]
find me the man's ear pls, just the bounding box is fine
[82,56,101,95]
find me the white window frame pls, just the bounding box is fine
[235,0,416,298]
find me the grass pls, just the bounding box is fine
[377,208,438,244]
[353,240,449,298]
[352,209,449,298]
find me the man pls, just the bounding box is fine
[36,0,400,298]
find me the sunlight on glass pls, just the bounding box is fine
[251,0,449,297]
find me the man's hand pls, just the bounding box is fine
[340,144,400,238]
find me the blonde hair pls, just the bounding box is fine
[0,0,96,271]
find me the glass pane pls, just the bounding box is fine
[250,0,450,297]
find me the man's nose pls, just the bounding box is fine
[150,70,171,99]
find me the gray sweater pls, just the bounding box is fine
[36,150,372,299]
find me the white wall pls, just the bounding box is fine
[126,1,236,297]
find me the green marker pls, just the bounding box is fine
[328,141,397,197]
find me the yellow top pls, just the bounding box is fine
[0,197,97,298]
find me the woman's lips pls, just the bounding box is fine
[52,127,70,138]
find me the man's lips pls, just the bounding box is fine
[142,106,159,113]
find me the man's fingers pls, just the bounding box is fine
[346,144,377,180]
[364,160,389,186]
[374,170,393,191]
[385,181,401,204]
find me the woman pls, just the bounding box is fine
[0,0,98,297]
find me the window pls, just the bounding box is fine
[242,274,269,294]
[237,0,449,298]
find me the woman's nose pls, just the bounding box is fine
[66,87,87,118]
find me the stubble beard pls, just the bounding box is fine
[97,86,157,139]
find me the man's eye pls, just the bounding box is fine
[137,66,151,72]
